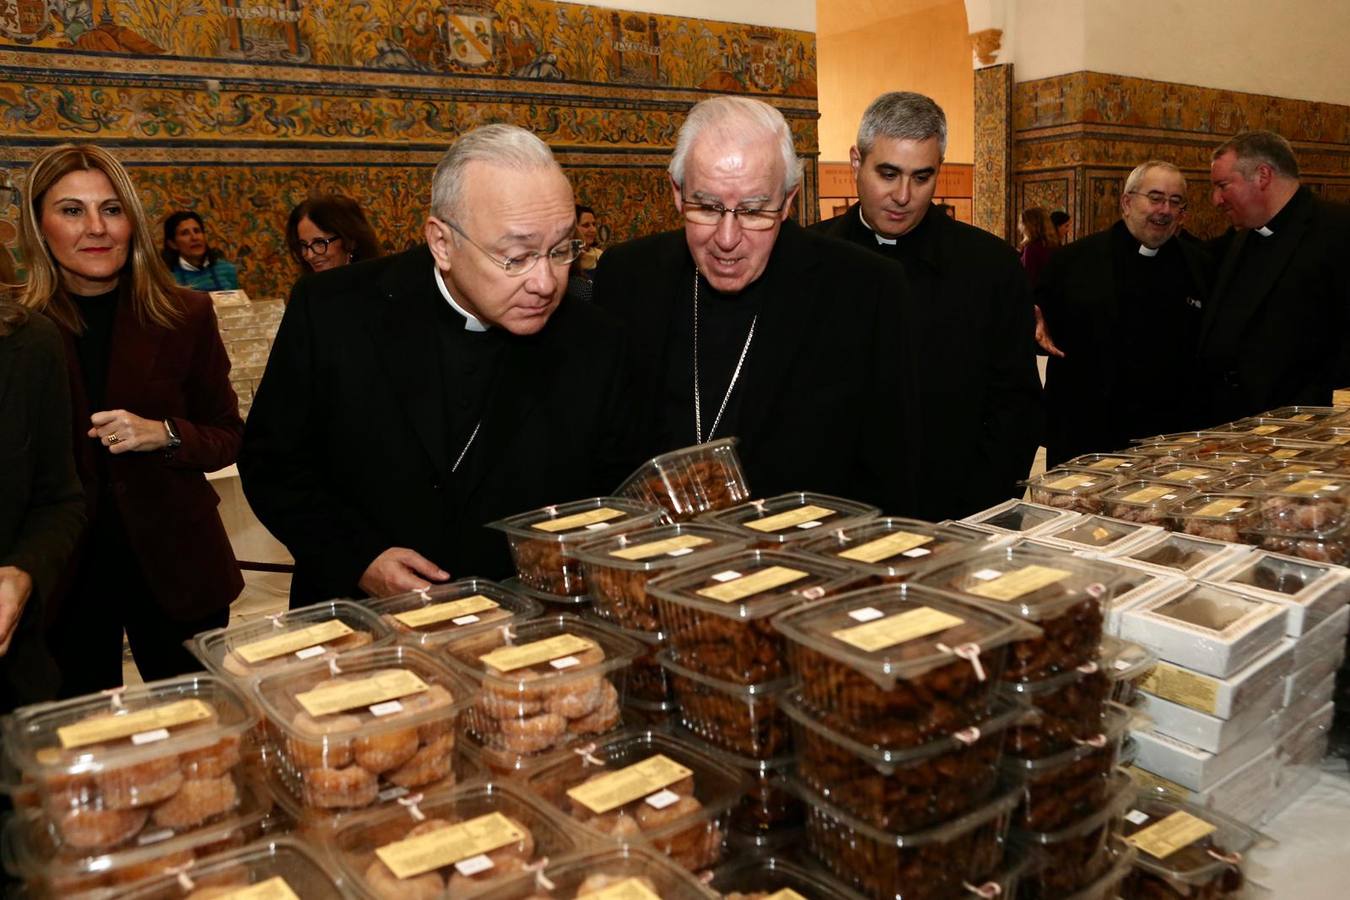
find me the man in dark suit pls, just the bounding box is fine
[1037,161,1212,466]
[592,95,920,514]
[1201,130,1350,424]
[241,125,644,606]
[811,92,1041,520]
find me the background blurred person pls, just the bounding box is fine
[16,144,243,696]
[1051,209,1072,244]
[285,194,381,275]
[161,210,239,292]
[567,203,602,302]
[1018,206,1059,289]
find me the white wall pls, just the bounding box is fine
[1011,0,1350,106]
[558,0,816,31]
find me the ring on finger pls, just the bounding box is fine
[108,433,121,444]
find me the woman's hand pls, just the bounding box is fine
[89,409,170,453]
[0,567,32,656]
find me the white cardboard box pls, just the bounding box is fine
[1119,583,1289,677]
[1209,550,1350,636]
[1293,603,1350,670]
[1282,644,1347,707]
[1136,637,1293,719]
[1112,530,1253,580]
[1033,514,1164,556]
[959,498,1080,536]
[1280,671,1337,733]
[1137,680,1284,753]
[1127,747,1280,826]
[1130,716,1278,792]
[1095,560,1189,636]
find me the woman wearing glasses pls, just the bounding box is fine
[285,194,382,275]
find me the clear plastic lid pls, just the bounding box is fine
[1206,472,1267,494]
[1220,437,1328,461]
[1259,405,1343,424]
[1299,425,1350,446]
[1061,453,1150,475]
[1212,417,1315,439]
[1026,468,1122,499]
[1100,637,1156,690]
[188,600,395,685]
[1011,769,1134,843]
[1000,703,1133,773]
[440,614,642,691]
[114,837,345,899]
[332,781,586,896]
[912,543,1124,623]
[645,549,859,622]
[365,579,543,648]
[1035,514,1159,552]
[698,492,881,546]
[487,497,666,544]
[656,648,793,698]
[1133,462,1229,487]
[1251,473,1350,537]
[1121,793,1261,886]
[571,522,750,573]
[771,583,1031,689]
[1122,529,1244,574]
[799,517,983,580]
[961,499,1080,534]
[1058,844,1138,900]
[473,845,718,899]
[502,577,592,607]
[615,438,753,521]
[709,854,867,900]
[1209,550,1349,602]
[1099,480,1194,510]
[1174,450,1264,469]
[1166,493,1262,526]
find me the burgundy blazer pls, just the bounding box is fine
[60,288,244,621]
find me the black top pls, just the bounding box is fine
[70,288,119,413]
[432,295,505,484]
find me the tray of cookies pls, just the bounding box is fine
[799,517,982,585]
[1010,770,1135,900]
[114,837,344,899]
[473,844,718,899]
[614,438,753,522]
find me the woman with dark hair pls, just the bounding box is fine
[285,194,381,274]
[161,209,239,291]
[16,143,244,696]
[1018,206,1060,289]
[566,203,602,302]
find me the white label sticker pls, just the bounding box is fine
[902,547,932,558]
[131,728,170,746]
[972,568,1003,581]
[378,786,409,802]
[1115,658,1133,670]
[795,520,823,529]
[295,645,327,660]
[1126,809,1151,826]
[849,607,886,623]
[369,700,404,717]
[452,614,481,626]
[550,656,580,670]
[645,788,681,809]
[711,570,742,582]
[454,855,495,877]
[585,522,613,531]
[669,547,694,557]
[137,829,174,846]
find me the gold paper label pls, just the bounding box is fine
[832,606,965,652]
[1328,434,1350,445]
[57,699,215,749]
[236,620,355,664]
[1045,474,1097,490]
[965,565,1071,602]
[1251,425,1284,435]
[696,566,810,602]
[531,507,626,533]
[1282,478,1337,495]
[585,880,664,900]
[479,634,598,672]
[838,531,933,563]
[1271,448,1304,459]
[375,812,524,880]
[1291,414,1314,421]
[609,534,712,560]
[1088,457,1129,470]
[566,754,694,815]
[1091,526,1112,542]
[1123,485,1174,503]
[1139,661,1219,714]
[745,504,838,532]
[1160,468,1211,483]
[1126,765,1188,801]
[214,878,302,900]
[295,669,429,718]
[1194,498,1248,518]
[393,596,499,629]
[1127,810,1217,860]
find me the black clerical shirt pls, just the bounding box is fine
[431,278,504,481]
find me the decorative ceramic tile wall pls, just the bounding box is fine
[974,63,1013,242]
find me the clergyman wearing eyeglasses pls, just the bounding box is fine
[1036,160,1215,466]
[592,96,923,514]
[239,125,648,607]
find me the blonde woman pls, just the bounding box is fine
[16,144,243,696]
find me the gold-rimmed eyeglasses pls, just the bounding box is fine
[679,193,787,231]
[1126,190,1188,211]
[445,220,583,276]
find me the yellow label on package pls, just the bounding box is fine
[1271,448,1304,459]
[236,619,355,664]
[585,880,664,900]
[832,606,965,652]
[965,565,1070,602]
[1251,424,1284,435]
[609,534,712,560]
[1160,468,1210,482]
[1139,661,1218,714]
[566,754,694,814]
[295,669,429,718]
[478,633,597,672]
[1088,457,1129,470]
[1125,765,1188,801]
[57,699,215,749]
[393,595,500,629]
[1282,478,1337,495]
[1291,414,1314,421]
[1195,498,1248,518]
[375,812,524,880]
[744,504,837,532]
[532,507,626,533]
[1126,810,1217,860]
[1123,485,1174,503]
[696,566,809,602]
[1329,434,1350,445]
[214,878,302,900]
[1045,474,1097,490]
[838,531,933,563]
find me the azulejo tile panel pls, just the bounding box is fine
[974,64,1013,242]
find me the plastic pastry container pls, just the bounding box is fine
[1,674,258,853]
[1099,480,1194,526]
[647,549,860,684]
[1001,704,1132,832]
[443,614,641,758]
[800,517,983,584]
[1211,416,1314,439]
[1298,424,1350,446]
[657,650,793,758]
[1251,472,1350,536]
[1061,452,1151,475]
[1250,529,1350,567]
[472,844,718,899]
[960,498,1080,535]
[615,438,753,521]
[502,577,591,610]
[1102,638,1157,707]
[1134,462,1230,488]
[671,732,801,838]
[1243,456,1338,477]
[1118,529,1251,576]
[698,492,880,548]
[785,691,1026,834]
[1033,514,1162,555]
[572,523,752,632]
[913,543,1124,681]
[1207,550,1350,636]
[709,854,866,900]
[1057,844,1138,900]
[189,600,395,686]
[1010,770,1135,900]
[1026,468,1121,513]
[998,646,1119,759]
[1204,472,1267,495]
[772,583,1028,746]
[523,730,746,871]
[789,775,1020,900]
[114,837,344,899]
[1172,450,1264,470]
[366,580,543,649]
[578,613,672,705]
[1120,794,1260,899]
[1261,405,1344,424]
[1221,436,1328,462]
[253,645,473,814]
[333,781,584,897]
[1163,492,1265,545]
[488,497,666,596]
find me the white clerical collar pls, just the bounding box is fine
[1255,225,1274,237]
[433,267,488,332]
[1138,244,1159,257]
[858,207,897,245]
